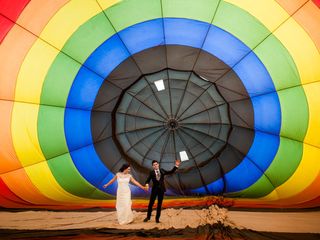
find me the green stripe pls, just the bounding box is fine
[41,53,81,107]
[105,0,162,31]
[41,13,116,108]
[213,1,270,49]
[63,13,116,64]
[228,137,303,198]
[38,12,115,199]
[48,154,110,199]
[38,106,110,199]
[264,138,303,188]
[213,2,308,197]
[278,86,308,141]
[239,87,308,197]
[235,87,308,197]
[38,105,68,159]
[254,35,301,90]
[162,0,220,23]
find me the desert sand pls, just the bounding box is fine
[0,205,319,233]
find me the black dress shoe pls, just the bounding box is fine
[156,219,160,223]
[143,217,150,222]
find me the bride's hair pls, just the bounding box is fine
[119,163,130,172]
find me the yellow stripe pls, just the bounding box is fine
[97,0,120,11]
[264,20,320,200]
[15,0,120,104]
[12,0,118,203]
[15,39,59,104]
[276,143,319,199]
[40,0,107,50]
[24,162,107,203]
[261,143,320,201]
[225,0,288,31]
[11,103,107,203]
[225,0,320,202]
[274,18,320,85]
[12,103,45,166]
[302,83,320,147]
[225,1,320,85]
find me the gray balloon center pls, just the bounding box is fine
[115,69,231,171]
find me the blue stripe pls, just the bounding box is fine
[66,68,104,110]
[252,92,282,134]
[164,18,210,48]
[65,108,92,151]
[85,34,130,79]
[65,18,281,196]
[70,144,110,185]
[225,156,264,192]
[233,52,276,97]
[224,131,279,192]
[118,18,164,54]
[202,25,251,67]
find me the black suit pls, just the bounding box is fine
[145,166,178,221]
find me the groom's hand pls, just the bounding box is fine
[175,159,181,167]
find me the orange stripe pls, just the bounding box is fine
[290,1,320,51]
[0,27,35,101]
[269,0,320,208]
[278,173,320,205]
[0,0,69,207]
[1,169,60,205]
[0,0,69,101]
[16,0,69,35]
[0,177,31,207]
[276,0,320,50]
[0,101,21,173]
[276,0,309,15]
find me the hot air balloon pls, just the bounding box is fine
[0,0,319,210]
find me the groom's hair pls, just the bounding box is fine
[152,160,158,165]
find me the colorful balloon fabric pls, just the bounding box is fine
[0,0,319,209]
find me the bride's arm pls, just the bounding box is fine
[103,175,117,188]
[130,176,148,191]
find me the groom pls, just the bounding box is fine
[144,159,181,223]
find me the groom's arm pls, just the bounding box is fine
[162,166,178,175]
[145,171,152,185]
[163,160,181,175]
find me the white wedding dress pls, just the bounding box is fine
[116,173,134,225]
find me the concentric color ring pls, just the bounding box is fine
[64,18,280,196]
[0,0,319,209]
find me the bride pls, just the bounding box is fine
[103,164,147,225]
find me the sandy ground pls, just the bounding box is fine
[0,206,319,233]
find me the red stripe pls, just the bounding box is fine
[0,177,31,206]
[0,0,30,20]
[313,0,320,8]
[0,0,30,43]
[0,15,12,43]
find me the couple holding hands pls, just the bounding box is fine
[103,159,181,225]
